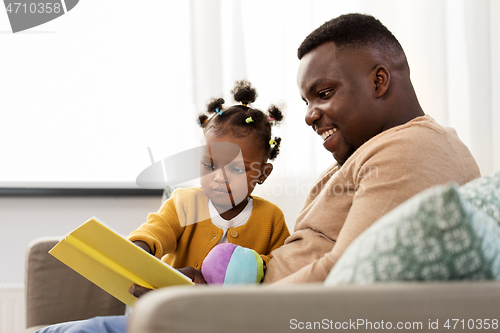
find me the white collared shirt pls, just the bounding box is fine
[208,197,254,244]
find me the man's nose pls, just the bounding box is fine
[305,105,322,127]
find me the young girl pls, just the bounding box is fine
[128,79,290,274]
[36,80,290,333]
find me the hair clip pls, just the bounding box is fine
[242,102,248,107]
[215,108,223,116]
[269,139,277,146]
[245,117,254,123]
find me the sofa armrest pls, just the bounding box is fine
[25,237,126,330]
[128,282,500,333]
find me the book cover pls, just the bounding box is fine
[49,217,193,307]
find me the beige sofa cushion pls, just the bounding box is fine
[25,237,126,330]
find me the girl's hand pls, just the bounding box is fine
[178,267,207,284]
[133,240,152,254]
[129,284,153,298]
[128,266,206,298]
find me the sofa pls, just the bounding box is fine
[126,282,500,333]
[25,243,500,333]
[24,237,126,332]
[25,171,500,332]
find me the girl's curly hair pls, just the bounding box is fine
[198,80,284,160]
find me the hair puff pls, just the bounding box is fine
[207,98,225,114]
[269,137,282,160]
[267,104,284,124]
[231,80,257,105]
[198,114,209,128]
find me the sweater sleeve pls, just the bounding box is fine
[271,155,400,283]
[128,195,184,259]
[270,125,480,284]
[260,214,290,265]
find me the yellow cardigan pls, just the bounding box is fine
[128,187,290,270]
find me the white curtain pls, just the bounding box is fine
[190,0,500,179]
[0,0,498,187]
[444,0,500,176]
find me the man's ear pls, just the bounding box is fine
[259,163,274,184]
[373,65,390,98]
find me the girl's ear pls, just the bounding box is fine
[258,163,273,184]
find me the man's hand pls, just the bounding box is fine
[128,284,153,298]
[178,267,207,284]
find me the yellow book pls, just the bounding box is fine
[49,217,194,307]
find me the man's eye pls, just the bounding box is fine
[319,89,333,99]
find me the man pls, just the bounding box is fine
[263,13,480,284]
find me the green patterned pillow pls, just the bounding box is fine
[458,171,500,224]
[325,183,500,285]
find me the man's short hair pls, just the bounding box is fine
[297,13,404,59]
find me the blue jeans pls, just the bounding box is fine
[35,316,128,333]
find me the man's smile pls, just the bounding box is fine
[320,127,337,141]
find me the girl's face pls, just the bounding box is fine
[200,130,273,219]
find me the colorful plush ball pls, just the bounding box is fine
[201,243,264,285]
